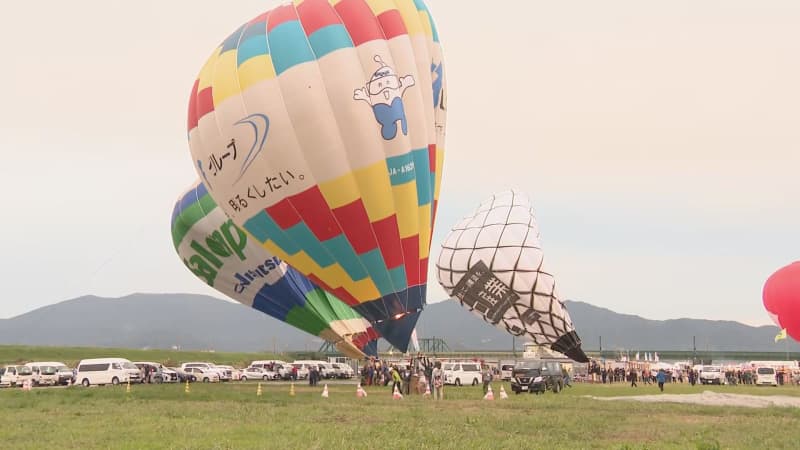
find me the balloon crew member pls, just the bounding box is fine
[481,365,493,395]
[391,365,402,394]
[431,362,444,400]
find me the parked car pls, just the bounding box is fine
[183,367,220,383]
[133,362,177,383]
[331,363,354,379]
[181,362,230,382]
[241,367,278,381]
[499,362,516,381]
[171,367,197,383]
[289,363,311,380]
[25,363,60,386]
[755,367,778,387]
[699,365,725,385]
[510,360,564,394]
[0,365,34,387]
[27,362,76,385]
[322,362,341,379]
[75,358,141,387]
[216,365,240,381]
[443,362,481,386]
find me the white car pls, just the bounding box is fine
[181,362,229,382]
[318,362,337,379]
[216,365,240,381]
[183,367,220,383]
[241,367,278,381]
[331,363,354,379]
[1,365,35,387]
[499,362,516,381]
[755,367,778,387]
[699,366,725,385]
[289,363,311,380]
[444,362,481,387]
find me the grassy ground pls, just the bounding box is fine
[2,381,799,449]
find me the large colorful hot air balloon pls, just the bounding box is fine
[171,180,379,358]
[435,191,588,362]
[763,262,800,341]
[186,0,446,352]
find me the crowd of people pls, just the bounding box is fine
[359,356,500,400]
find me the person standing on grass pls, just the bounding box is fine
[390,365,402,393]
[432,362,444,400]
[629,368,638,387]
[481,365,493,395]
[656,368,666,392]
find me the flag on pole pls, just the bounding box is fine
[775,328,787,343]
[654,352,660,362]
[410,328,420,353]
[635,352,640,361]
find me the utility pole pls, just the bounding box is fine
[599,336,603,359]
[512,335,516,357]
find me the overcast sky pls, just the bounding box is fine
[1,0,797,326]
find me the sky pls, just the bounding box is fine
[0,0,797,326]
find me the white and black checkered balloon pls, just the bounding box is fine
[436,191,586,361]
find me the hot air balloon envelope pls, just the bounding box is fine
[186,0,447,353]
[172,180,379,358]
[436,191,588,362]
[763,262,800,341]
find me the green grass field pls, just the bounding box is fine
[2,381,800,449]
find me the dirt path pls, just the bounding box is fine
[588,390,800,408]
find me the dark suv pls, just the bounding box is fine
[510,360,564,394]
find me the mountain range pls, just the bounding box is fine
[0,293,796,353]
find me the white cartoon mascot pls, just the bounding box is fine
[354,56,415,140]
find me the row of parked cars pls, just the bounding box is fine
[1,358,357,388]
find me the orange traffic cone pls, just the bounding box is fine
[499,385,509,399]
[289,383,296,397]
[321,384,329,398]
[257,382,263,397]
[356,383,367,398]
[483,384,494,400]
[392,384,403,400]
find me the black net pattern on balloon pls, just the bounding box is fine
[436,191,579,348]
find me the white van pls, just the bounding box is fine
[699,365,725,385]
[75,358,141,386]
[25,362,74,385]
[444,362,482,387]
[0,365,35,387]
[499,362,516,381]
[25,362,61,386]
[755,367,778,387]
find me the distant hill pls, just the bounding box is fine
[0,294,795,353]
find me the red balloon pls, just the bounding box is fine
[763,262,800,340]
